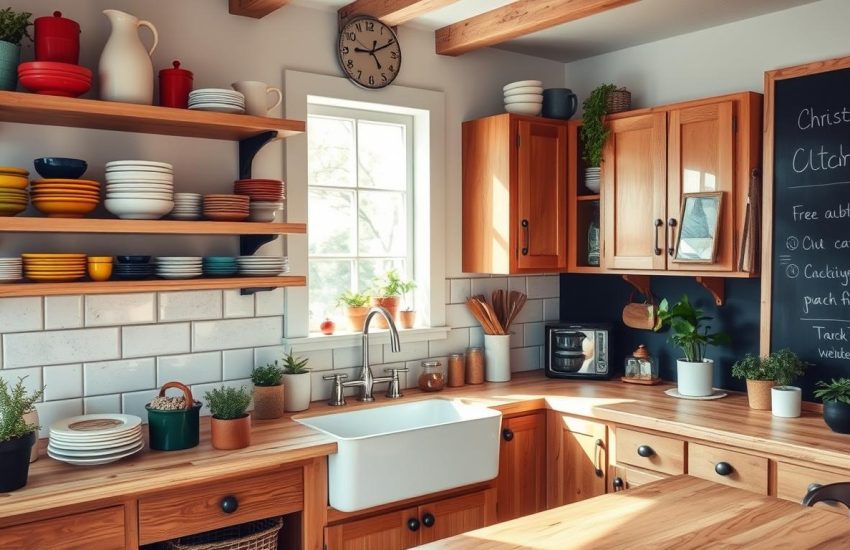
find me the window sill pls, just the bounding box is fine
[283,326,451,353]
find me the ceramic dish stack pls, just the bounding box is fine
[155,256,202,279]
[503,79,543,116]
[22,253,86,282]
[48,414,143,466]
[30,178,100,218]
[0,166,30,217]
[188,89,245,114]
[104,160,175,220]
[234,179,285,222]
[113,256,154,280]
[17,61,92,98]
[237,255,289,276]
[203,194,249,221]
[203,256,238,277]
[0,257,23,283]
[171,192,202,220]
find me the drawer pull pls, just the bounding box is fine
[422,512,435,528]
[637,445,655,458]
[502,428,514,442]
[220,495,239,514]
[612,477,625,492]
[715,462,734,476]
[594,438,604,477]
[407,518,421,532]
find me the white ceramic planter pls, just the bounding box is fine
[283,373,311,412]
[771,386,802,418]
[484,334,511,382]
[676,358,714,397]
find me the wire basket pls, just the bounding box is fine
[165,517,283,550]
[606,88,632,113]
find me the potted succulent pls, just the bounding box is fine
[252,361,285,420]
[731,354,776,410]
[0,8,32,91]
[282,351,311,412]
[371,269,409,329]
[765,348,809,418]
[655,295,730,397]
[580,83,617,193]
[337,290,371,332]
[814,378,850,434]
[0,377,43,491]
[205,385,252,450]
[398,278,417,329]
[145,381,202,451]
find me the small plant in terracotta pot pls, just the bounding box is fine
[0,376,43,492]
[252,362,285,420]
[814,378,850,434]
[282,351,311,412]
[398,279,417,329]
[371,269,411,329]
[731,354,775,410]
[337,290,371,332]
[205,385,252,450]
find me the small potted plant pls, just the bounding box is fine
[764,348,809,418]
[252,361,285,420]
[145,381,202,451]
[814,378,850,434]
[0,377,43,491]
[0,8,32,91]
[731,354,776,410]
[580,83,617,193]
[282,351,311,412]
[205,385,252,450]
[398,278,417,329]
[655,295,730,397]
[337,290,371,332]
[371,269,410,329]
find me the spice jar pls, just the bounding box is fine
[418,360,445,392]
[447,353,465,387]
[466,347,484,385]
[622,344,660,385]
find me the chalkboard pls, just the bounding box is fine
[767,60,850,398]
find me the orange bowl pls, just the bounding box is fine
[31,199,98,217]
[0,174,29,189]
[87,262,113,281]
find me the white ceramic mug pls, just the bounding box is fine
[231,80,282,116]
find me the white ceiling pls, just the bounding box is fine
[296,0,820,62]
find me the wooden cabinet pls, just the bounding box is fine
[325,507,420,550]
[687,442,768,494]
[776,462,850,514]
[610,464,667,492]
[547,412,608,507]
[462,114,568,274]
[0,506,127,550]
[418,490,496,544]
[615,427,685,475]
[496,412,546,522]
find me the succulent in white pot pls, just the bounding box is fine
[765,349,809,418]
[282,351,311,412]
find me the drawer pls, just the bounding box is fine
[0,506,125,550]
[616,428,685,475]
[687,442,768,494]
[610,464,667,492]
[776,462,850,514]
[138,466,303,544]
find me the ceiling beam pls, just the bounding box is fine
[228,0,290,19]
[435,0,639,56]
[339,0,460,27]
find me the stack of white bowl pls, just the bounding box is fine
[0,257,22,282]
[172,192,202,220]
[104,160,175,220]
[48,413,143,466]
[237,255,289,276]
[155,256,203,279]
[188,89,246,114]
[503,80,543,116]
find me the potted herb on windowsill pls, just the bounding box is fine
[0,377,43,491]
[337,290,371,332]
[580,83,617,193]
[398,278,417,329]
[282,351,311,412]
[371,269,408,329]
[814,378,850,433]
[765,348,809,418]
[205,385,252,450]
[0,8,32,91]
[731,354,775,410]
[252,361,285,420]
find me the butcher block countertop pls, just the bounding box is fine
[4,371,850,522]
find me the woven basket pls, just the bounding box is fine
[166,517,282,550]
[606,88,632,114]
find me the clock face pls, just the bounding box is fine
[337,16,402,89]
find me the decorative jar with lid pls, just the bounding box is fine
[622,344,660,385]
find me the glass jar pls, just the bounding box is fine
[447,353,465,387]
[622,344,660,385]
[418,360,445,392]
[466,347,485,385]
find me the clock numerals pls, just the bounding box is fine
[390,51,398,60]
[338,17,401,89]
[347,59,354,69]
[342,46,349,55]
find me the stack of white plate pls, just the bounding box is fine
[155,256,203,279]
[0,257,22,283]
[188,89,246,114]
[237,255,289,276]
[104,160,175,220]
[48,413,143,466]
[504,80,543,116]
[172,192,202,220]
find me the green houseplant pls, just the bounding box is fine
[282,351,311,412]
[397,278,417,329]
[731,354,776,410]
[252,362,285,420]
[337,289,371,332]
[814,378,850,433]
[205,385,252,450]
[370,269,412,328]
[0,8,32,91]
[655,295,730,397]
[0,376,43,491]
[764,349,809,418]
[580,83,617,193]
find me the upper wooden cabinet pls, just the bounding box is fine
[462,114,568,274]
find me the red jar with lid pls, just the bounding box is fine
[159,61,193,109]
[34,11,81,64]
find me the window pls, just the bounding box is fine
[307,104,414,330]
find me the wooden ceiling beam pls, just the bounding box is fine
[435,0,639,56]
[339,0,460,27]
[228,0,290,19]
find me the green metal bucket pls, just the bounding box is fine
[146,381,201,451]
[0,41,20,91]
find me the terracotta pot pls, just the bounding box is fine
[210,414,251,450]
[371,296,399,329]
[346,306,369,332]
[398,310,416,329]
[745,379,774,410]
[253,385,284,420]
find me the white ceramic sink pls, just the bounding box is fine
[296,399,502,512]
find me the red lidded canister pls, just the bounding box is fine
[159,60,194,109]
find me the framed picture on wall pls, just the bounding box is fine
[674,192,723,262]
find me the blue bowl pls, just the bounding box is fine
[116,256,151,264]
[33,158,88,179]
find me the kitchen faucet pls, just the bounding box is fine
[341,306,402,402]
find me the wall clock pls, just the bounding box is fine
[337,16,402,90]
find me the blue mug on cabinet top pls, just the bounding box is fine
[542,88,578,120]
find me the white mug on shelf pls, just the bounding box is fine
[231,80,283,116]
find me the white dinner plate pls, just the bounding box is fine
[49,430,142,448]
[106,160,173,170]
[50,414,142,438]
[48,441,144,466]
[48,437,142,457]
[189,104,246,114]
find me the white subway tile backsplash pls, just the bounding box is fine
[3,327,120,368]
[254,345,286,367]
[333,344,382,370]
[449,279,471,304]
[35,398,82,437]
[0,367,42,397]
[121,389,158,422]
[513,299,543,324]
[508,276,527,294]
[223,348,254,380]
[527,275,560,299]
[0,297,42,333]
[158,291,222,322]
[122,323,190,358]
[469,326,484,348]
[255,288,284,316]
[509,326,524,348]
[223,290,255,318]
[523,322,546,348]
[510,346,540,372]
[470,277,508,299]
[429,328,469,357]
[84,394,121,415]
[193,317,283,351]
[157,352,221,386]
[85,293,156,326]
[544,298,560,321]
[43,364,83,401]
[84,358,156,395]
[44,296,83,330]
[287,348,332,371]
[383,340,428,363]
[445,303,477,328]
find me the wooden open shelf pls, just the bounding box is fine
[0,91,305,140]
[0,217,306,236]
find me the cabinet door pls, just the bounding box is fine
[0,506,126,550]
[547,411,608,507]
[515,119,568,271]
[325,507,419,550]
[602,112,667,270]
[610,464,668,493]
[667,100,735,270]
[496,412,547,522]
[418,489,496,544]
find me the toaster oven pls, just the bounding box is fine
[545,323,611,379]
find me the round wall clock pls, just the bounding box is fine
[337,16,402,90]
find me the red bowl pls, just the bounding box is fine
[19,73,91,97]
[18,70,91,86]
[18,61,91,79]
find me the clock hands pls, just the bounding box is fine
[351,38,395,71]
[372,38,396,53]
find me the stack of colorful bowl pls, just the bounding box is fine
[202,256,238,277]
[104,161,174,220]
[113,256,154,280]
[0,257,23,283]
[87,256,113,282]
[17,61,92,97]
[21,11,89,98]
[31,157,99,218]
[0,167,29,217]
[234,179,284,222]
[23,253,86,283]
[171,193,202,220]
[203,194,249,221]
[155,257,202,280]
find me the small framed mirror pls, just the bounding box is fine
[674,192,723,263]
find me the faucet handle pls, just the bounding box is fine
[323,373,349,381]
[384,368,408,399]
[384,367,409,376]
[323,373,348,406]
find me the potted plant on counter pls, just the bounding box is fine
[731,354,776,410]
[337,290,371,332]
[282,351,311,412]
[205,385,252,450]
[655,295,730,397]
[252,361,285,420]
[370,269,408,329]
[398,278,417,329]
[0,8,32,91]
[814,378,850,433]
[765,348,809,418]
[0,377,43,491]
[580,83,617,193]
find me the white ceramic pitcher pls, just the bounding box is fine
[99,9,159,104]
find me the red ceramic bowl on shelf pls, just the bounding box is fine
[18,73,91,97]
[18,61,92,79]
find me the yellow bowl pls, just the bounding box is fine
[31,199,98,218]
[0,174,29,189]
[87,262,113,281]
[87,256,113,263]
[0,167,29,176]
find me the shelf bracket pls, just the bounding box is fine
[240,234,278,255]
[622,275,652,300]
[695,276,725,307]
[238,130,279,179]
[240,286,274,296]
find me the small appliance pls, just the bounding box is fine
[545,323,611,379]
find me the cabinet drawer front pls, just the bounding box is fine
[687,442,768,494]
[0,506,125,550]
[138,467,303,544]
[611,464,668,492]
[616,428,685,475]
[776,462,850,514]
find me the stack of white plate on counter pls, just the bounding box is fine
[104,160,175,220]
[188,88,246,114]
[48,413,143,466]
[503,79,543,116]
[0,257,22,282]
[172,192,202,220]
[237,255,289,276]
[155,256,203,279]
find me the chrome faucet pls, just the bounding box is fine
[342,306,402,402]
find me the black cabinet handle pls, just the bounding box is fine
[653,219,663,256]
[637,445,655,458]
[521,219,529,256]
[612,477,625,492]
[502,428,514,442]
[422,512,435,528]
[594,438,604,477]
[667,218,678,256]
[220,495,239,514]
[808,483,823,494]
[715,462,734,476]
[407,518,420,532]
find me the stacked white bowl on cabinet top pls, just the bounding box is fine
[0,257,22,282]
[155,256,203,279]
[48,414,144,466]
[237,255,289,276]
[503,80,543,116]
[104,160,175,220]
[172,192,202,220]
[188,89,246,114]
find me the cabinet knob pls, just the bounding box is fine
[422,512,436,528]
[637,445,655,458]
[653,219,663,256]
[220,495,239,514]
[407,518,421,532]
[502,428,514,442]
[612,477,625,492]
[715,462,734,476]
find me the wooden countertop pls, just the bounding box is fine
[419,475,850,549]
